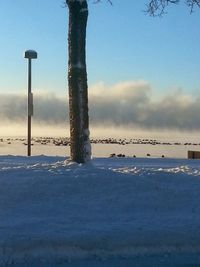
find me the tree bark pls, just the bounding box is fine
[67,0,91,163]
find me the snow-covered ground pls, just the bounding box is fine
[1,154,200,266]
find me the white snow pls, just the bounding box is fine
[1,154,200,266]
[84,129,91,161]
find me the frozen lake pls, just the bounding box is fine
[1,136,200,158]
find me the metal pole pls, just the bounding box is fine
[27,58,32,156]
[24,50,37,156]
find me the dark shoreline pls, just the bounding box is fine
[1,136,200,147]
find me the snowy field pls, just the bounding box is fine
[1,150,200,266]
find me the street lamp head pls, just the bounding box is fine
[24,50,37,59]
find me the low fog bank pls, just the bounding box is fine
[0,93,67,124]
[89,81,200,130]
[0,122,69,138]
[1,122,200,143]
[1,81,200,135]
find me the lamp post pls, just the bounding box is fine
[24,50,37,156]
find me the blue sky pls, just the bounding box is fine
[0,0,200,95]
[88,0,200,93]
[1,0,200,136]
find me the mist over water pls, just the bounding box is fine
[1,81,200,134]
[1,121,200,145]
[1,80,200,146]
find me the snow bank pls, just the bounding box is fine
[1,156,200,265]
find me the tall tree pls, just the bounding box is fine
[66,0,91,163]
[66,0,199,163]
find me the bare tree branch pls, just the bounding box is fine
[186,0,200,13]
[63,0,113,8]
[146,0,200,16]
[93,0,112,5]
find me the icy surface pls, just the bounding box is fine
[1,156,200,266]
[1,138,199,158]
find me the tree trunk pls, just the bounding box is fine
[67,0,91,163]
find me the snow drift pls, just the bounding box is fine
[1,156,200,266]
